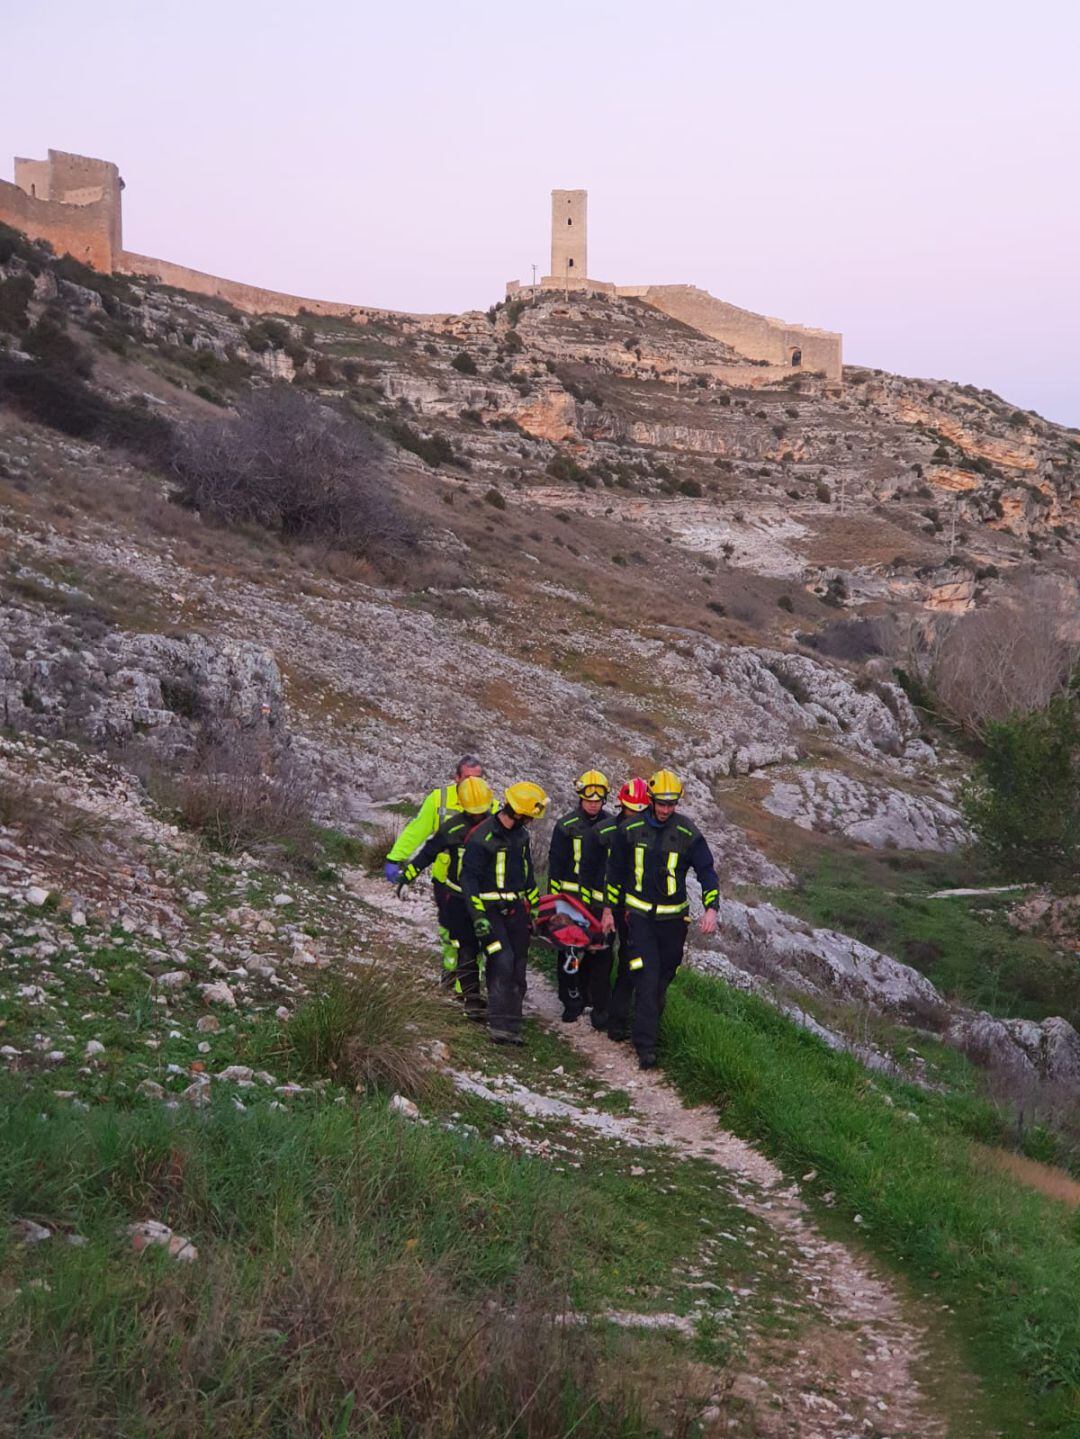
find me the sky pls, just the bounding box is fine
[3,0,1078,425]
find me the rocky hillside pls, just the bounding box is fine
[1,222,1079,1434]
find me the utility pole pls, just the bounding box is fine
[948,496,958,555]
[531,262,537,287]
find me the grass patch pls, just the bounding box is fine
[659,967,1080,1435]
[778,855,1078,1026]
[0,1093,661,1438]
[273,970,433,1098]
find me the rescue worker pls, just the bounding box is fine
[396,776,495,1020]
[384,755,485,989]
[605,776,651,1044]
[461,782,548,1046]
[602,769,719,1069]
[548,770,618,1027]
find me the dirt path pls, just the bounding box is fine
[357,878,987,1436]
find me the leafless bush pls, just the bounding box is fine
[0,774,113,855]
[171,387,415,556]
[151,739,318,864]
[803,615,899,663]
[352,823,399,876]
[924,579,1080,738]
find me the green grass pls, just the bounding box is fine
[775,854,1078,1026]
[0,1089,666,1438]
[658,967,1080,1436]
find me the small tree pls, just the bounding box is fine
[451,350,477,375]
[963,688,1080,885]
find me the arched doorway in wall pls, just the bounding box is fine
[790,347,802,367]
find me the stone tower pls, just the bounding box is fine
[3,150,123,271]
[549,189,586,281]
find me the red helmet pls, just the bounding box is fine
[617,777,650,812]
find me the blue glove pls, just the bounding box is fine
[384,860,402,884]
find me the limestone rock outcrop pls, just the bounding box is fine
[944,1014,1080,1093]
[0,602,286,759]
[762,769,968,852]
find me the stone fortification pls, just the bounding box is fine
[117,251,444,324]
[616,284,843,382]
[1,152,842,379]
[547,188,587,282]
[523,185,842,381]
[0,150,122,271]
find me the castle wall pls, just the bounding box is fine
[118,251,443,325]
[549,189,587,281]
[619,284,842,381]
[0,177,117,271]
[2,151,122,271]
[14,159,52,201]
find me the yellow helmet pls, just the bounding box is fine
[457,776,494,815]
[647,769,684,804]
[504,781,549,819]
[575,768,610,800]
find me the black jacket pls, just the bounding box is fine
[605,811,719,917]
[403,812,486,892]
[461,814,540,920]
[548,806,618,905]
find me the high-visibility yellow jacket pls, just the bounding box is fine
[387,784,466,884]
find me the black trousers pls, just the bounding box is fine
[483,901,531,1036]
[626,912,689,1056]
[607,908,633,1036]
[438,889,483,1010]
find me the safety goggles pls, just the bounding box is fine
[579,785,608,800]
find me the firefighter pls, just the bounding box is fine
[461,782,548,1046]
[396,776,495,1020]
[602,769,718,1069]
[605,776,650,1044]
[384,755,485,989]
[548,770,618,1027]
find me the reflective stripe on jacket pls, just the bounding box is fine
[387,784,461,884]
[461,814,539,919]
[605,811,719,917]
[548,807,617,906]
[403,812,486,892]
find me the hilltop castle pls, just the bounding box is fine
[0,153,842,382]
[506,188,842,381]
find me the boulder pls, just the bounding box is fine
[706,899,948,1020]
[945,1013,1080,1092]
[762,769,968,852]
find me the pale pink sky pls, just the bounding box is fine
[3,0,1078,424]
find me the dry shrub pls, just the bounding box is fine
[0,773,112,855]
[153,741,317,864]
[282,970,431,1098]
[352,823,398,876]
[171,387,416,557]
[923,578,1080,739]
[802,615,899,663]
